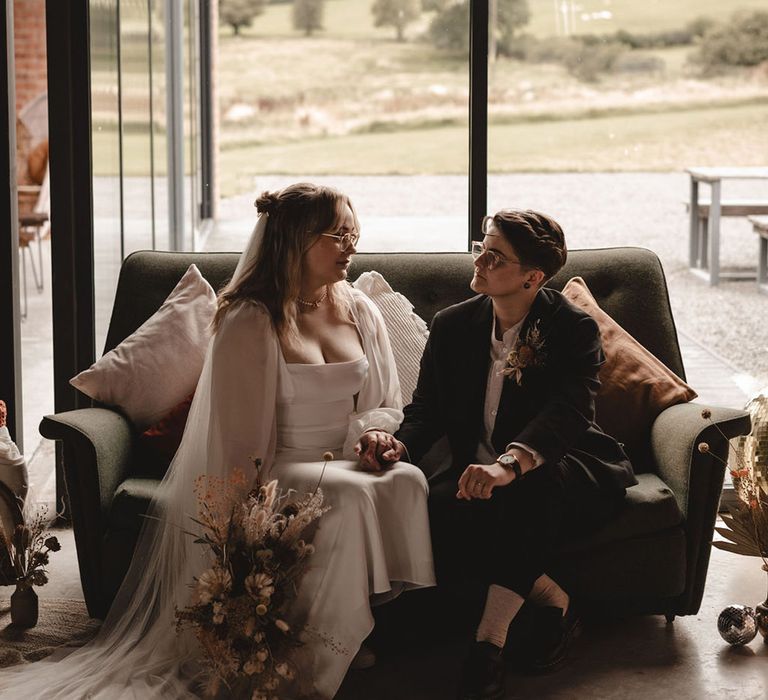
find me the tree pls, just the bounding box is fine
[428,0,529,55]
[372,0,421,42]
[219,0,266,35]
[428,0,467,51]
[692,11,768,71]
[293,0,324,36]
[495,0,529,58]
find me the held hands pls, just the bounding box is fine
[457,462,516,500]
[355,430,404,472]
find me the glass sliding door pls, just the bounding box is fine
[120,0,155,258]
[91,0,123,351]
[90,0,213,351]
[151,1,170,250]
[183,0,203,251]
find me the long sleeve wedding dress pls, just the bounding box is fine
[0,287,434,699]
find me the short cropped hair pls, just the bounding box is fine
[487,209,567,282]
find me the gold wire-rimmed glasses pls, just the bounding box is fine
[320,230,360,250]
[471,241,525,271]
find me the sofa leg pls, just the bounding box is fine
[665,613,675,624]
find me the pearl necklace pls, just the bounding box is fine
[296,288,328,310]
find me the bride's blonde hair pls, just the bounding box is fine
[214,182,359,339]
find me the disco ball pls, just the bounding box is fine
[734,388,768,494]
[718,605,758,645]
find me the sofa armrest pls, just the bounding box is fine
[650,401,750,616]
[650,402,750,518]
[40,408,135,518]
[40,407,135,619]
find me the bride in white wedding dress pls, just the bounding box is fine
[0,183,435,699]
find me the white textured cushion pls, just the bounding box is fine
[70,264,216,430]
[353,271,429,405]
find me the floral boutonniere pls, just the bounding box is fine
[500,319,546,385]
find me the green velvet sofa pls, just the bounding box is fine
[41,248,751,621]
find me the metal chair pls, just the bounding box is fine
[16,166,50,320]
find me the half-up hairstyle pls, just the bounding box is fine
[214,182,359,338]
[488,209,567,284]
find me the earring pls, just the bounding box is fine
[523,282,531,289]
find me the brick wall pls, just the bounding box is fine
[14,0,47,186]
[14,0,47,112]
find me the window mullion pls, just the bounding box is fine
[469,0,489,248]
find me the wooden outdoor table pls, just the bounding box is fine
[687,166,768,286]
[750,215,768,295]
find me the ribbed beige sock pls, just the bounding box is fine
[475,584,526,648]
[528,574,569,615]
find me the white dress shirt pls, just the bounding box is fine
[475,313,544,469]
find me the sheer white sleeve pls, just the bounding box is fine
[206,302,279,478]
[342,289,404,458]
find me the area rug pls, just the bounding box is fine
[0,598,101,667]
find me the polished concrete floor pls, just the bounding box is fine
[31,527,768,699]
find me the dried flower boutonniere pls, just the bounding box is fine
[500,319,546,385]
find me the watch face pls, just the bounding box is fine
[498,454,517,466]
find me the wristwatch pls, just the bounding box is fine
[496,453,523,480]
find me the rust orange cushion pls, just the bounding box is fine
[562,276,697,447]
[136,393,194,478]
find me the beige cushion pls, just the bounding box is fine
[353,271,429,406]
[70,264,216,430]
[562,276,697,446]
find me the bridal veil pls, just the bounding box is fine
[0,216,276,699]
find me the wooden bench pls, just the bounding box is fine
[750,215,768,294]
[686,167,768,285]
[686,200,768,218]
[686,200,768,274]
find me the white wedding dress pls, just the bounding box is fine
[273,355,435,697]
[0,286,434,699]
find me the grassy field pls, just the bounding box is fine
[526,0,768,37]
[212,5,768,197]
[100,97,768,185]
[214,100,768,191]
[93,0,768,195]
[229,0,768,40]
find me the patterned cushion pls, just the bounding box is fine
[353,271,429,406]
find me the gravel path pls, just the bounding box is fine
[213,173,768,385]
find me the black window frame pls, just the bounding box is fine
[1,0,23,445]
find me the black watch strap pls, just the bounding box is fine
[497,454,523,480]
